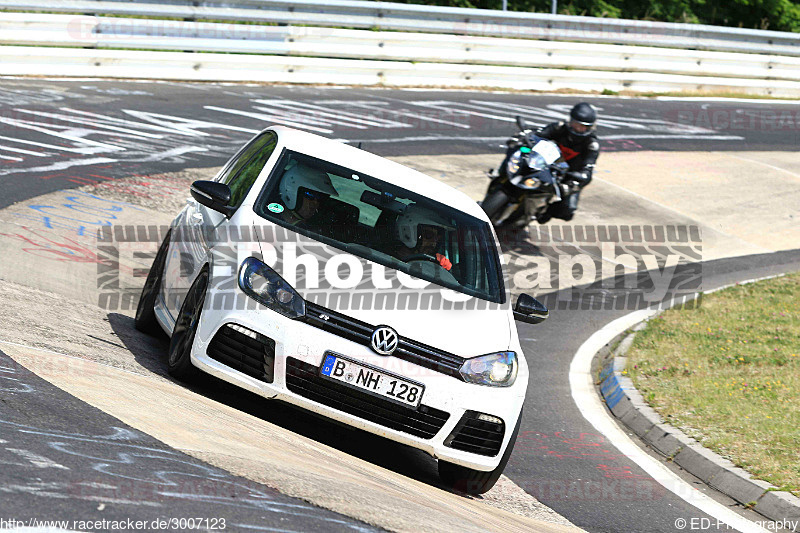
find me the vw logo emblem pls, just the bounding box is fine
[371,326,398,356]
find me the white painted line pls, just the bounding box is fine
[252,101,370,130]
[655,96,800,105]
[205,105,334,134]
[569,309,771,533]
[15,109,165,139]
[255,99,406,129]
[249,107,351,130]
[0,144,49,156]
[349,94,478,128]
[346,101,472,129]
[0,116,122,151]
[138,146,208,162]
[602,134,745,140]
[569,271,790,532]
[5,448,69,470]
[468,100,551,128]
[412,101,516,123]
[729,154,800,181]
[0,157,118,177]
[0,134,103,155]
[278,99,411,128]
[339,135,507,144]
[123,109,260,136]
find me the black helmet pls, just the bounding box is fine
[567,102,597,137]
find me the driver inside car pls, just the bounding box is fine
[278,162,336,228]
[393,206,453,272]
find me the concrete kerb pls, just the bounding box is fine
[594,308,800,530]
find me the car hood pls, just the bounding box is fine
[339,306,512,358]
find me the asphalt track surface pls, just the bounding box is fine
[0,346,378,532]
[509,248,800,532]
[0,79,799,532]
[1,79,799,210]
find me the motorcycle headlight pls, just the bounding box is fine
[238,257,305,319]
[527,153,548,171]
[506,150,522,176]
[459,351,518,387]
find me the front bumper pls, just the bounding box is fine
[190,305,527,471]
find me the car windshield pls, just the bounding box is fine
[254,150,505,303]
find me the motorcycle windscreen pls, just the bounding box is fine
[532,140,561,165]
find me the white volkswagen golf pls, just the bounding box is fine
[136,126,548,494]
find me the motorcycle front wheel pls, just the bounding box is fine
[480,189,509,222]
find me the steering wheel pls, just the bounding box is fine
[405,253,439,264]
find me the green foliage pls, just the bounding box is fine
[379,0,800,32]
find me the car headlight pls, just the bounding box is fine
[459,351,518,387]
[238,257,305,319]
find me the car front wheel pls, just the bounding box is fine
[167,267,208,381]
[135,230,171,335]
[437,410,522,495]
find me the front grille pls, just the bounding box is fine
[285,357,450,439]
[300,302,467,380]
[207,324,276,383]
[444,411,505,457]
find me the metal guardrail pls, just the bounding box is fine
[0,6,798,95]
[2,0,800,56]
[3,14,800,83]
[3,45,800,97]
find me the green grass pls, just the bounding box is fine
[626,272,800,496]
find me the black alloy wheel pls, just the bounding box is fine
[167,268,208,381]
[135,230,171,335]
[437,410,522,495]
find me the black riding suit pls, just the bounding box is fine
[536,120,599,221]
[494,121,599,225]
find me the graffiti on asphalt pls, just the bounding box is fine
[517,430,627,459]
[0,88,743,176]
[0,106,259,176]
[0,348,374,531]
[10,191,143,236]
[0,226,112,264]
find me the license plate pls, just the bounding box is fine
[320,353,424,409]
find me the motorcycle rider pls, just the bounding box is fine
[503,102,599,223]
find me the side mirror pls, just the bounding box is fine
[515,114,527,132]
[514,294,548,324]
[191,180,234,217]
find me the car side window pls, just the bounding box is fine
[218,131,278,209]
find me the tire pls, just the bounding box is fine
[480,189,510,222]
[438,410,523,495]
[135,230,171,335]
[167,268,208,382]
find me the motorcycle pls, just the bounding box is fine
[481,116,571,228]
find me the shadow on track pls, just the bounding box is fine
[106,311,444,491]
